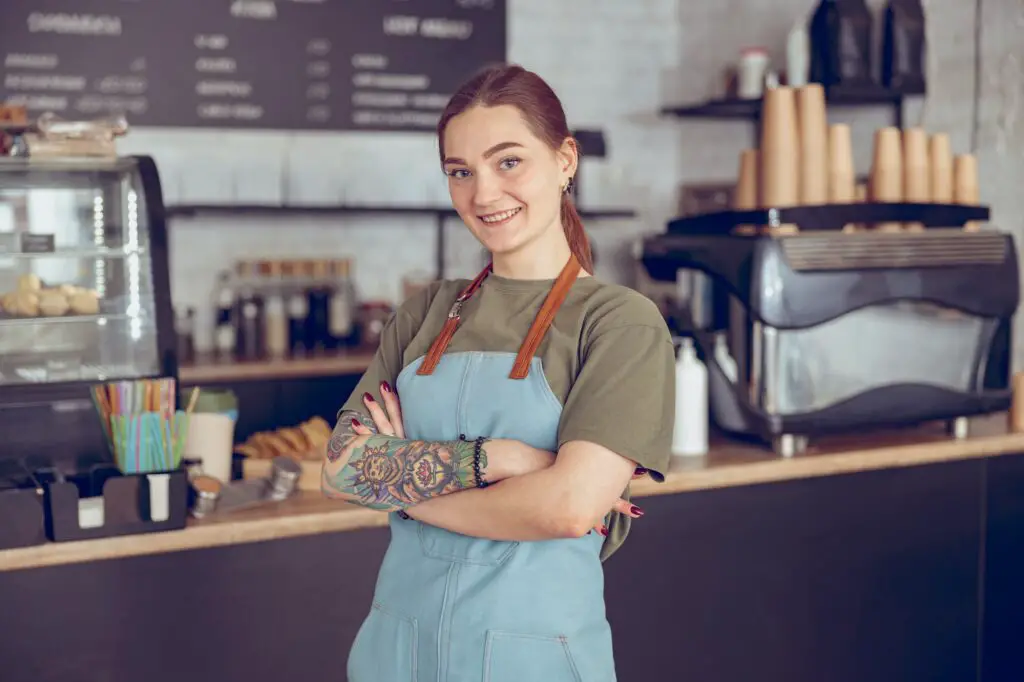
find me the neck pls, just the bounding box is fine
[492,236,572,280]
[491,222,574,280]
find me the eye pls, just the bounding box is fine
[446,168,471,179]
[498,156,521,171]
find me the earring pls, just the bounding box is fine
[562,176,574,194]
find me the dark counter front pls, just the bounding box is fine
[982,453,1024,682]
[0,430,1022,682]
[607,459,985,682]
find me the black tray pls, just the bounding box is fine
[0,460,47,550]
[38,463,188,543]
[668,203,991,234]
[691,330,1012,442]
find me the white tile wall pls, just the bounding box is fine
[119,0,1024,364]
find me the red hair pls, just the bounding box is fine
[437,63,593,273]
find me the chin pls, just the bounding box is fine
[479,233,525,257]
[470,218,529,254]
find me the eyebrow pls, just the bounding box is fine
[442,141,524,166]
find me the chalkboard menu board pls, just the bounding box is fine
[0,0,506,132]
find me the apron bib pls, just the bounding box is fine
[347,257,617,682]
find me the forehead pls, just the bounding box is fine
[442,104,543,158]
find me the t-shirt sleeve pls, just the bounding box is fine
[336,289,434,421]
[557,318,676,481]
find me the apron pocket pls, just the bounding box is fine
[482,630,582,682]
[347,602,418,682]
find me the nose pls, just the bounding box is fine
[472,169,503,208]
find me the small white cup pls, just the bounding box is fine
[147,473,171,522]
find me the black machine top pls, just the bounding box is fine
[642,203,1019,329]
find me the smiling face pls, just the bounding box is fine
[442,104,575,262]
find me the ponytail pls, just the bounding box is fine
[561,191,593,273]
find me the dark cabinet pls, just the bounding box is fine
[604,460,985,682]
[0,528,391,682]
[982,453,1024,682]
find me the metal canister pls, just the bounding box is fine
[266,456,302,501]
[191,475,223,518]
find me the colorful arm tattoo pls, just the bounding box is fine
[322,409,487,511]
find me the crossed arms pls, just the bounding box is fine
[320,389,641,541]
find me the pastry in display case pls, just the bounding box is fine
[0,155,175,462]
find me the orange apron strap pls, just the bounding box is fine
[416,256,581,378]
[509,255,581,380]
[416,263,493,376]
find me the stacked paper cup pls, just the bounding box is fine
[930,134,954,202]
[743,83,851,234]
[869,127,903,231]
[796,84,828,205]
[902,128,930,231]
[828,124,856,231]
[954,153,980,231]
[734,149,759,234]
[758,86,799,233]
[732,85,981,234]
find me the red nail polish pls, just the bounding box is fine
[351,418,361,428]
[363,392,374,403]
[630,505,644,517]
[634,466,647,475]
[599,526,609,537]
[381,381,391,394]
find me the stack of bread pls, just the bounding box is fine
[234,416,332,462]
[1,274,101,317]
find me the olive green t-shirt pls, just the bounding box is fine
[339,272,675,560]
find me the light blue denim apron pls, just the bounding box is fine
[347,259,616,682]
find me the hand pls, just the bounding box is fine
[350,381,404,438]
[590,466,649,536]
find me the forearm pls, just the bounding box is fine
[405,466,591,541]
[405,439,637,541]
[321,409,537,511]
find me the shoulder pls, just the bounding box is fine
[573,278,671,341]
[394,278,469,325]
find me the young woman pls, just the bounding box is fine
[322,63,675,682]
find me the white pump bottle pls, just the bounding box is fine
[671,337,709,457]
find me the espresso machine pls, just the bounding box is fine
[641,203,1019,456]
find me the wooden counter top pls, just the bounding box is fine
[2,416,1022,573]
[178,351,375,384]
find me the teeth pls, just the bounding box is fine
[480,207,521,224]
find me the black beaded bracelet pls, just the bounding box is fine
[458,434,489,489]
[472,436,488,489]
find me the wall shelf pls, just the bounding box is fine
[179,351,375,384]
[164,203,637,279]
[164,203,635,220]
[661,85,909,127]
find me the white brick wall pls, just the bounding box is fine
[120,0,1024,363]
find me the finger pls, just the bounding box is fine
[611,498,644,518]
[590,524,609,537]
[350,420,374,436]
[379,381,405,439]
[362,392,395,436]
[631,466,648,480]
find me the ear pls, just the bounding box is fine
[556,136,579,183]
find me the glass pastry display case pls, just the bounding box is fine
[0,156,175,462]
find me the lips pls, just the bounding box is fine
[478,207,522,225]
